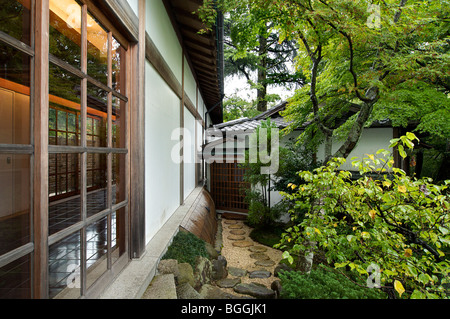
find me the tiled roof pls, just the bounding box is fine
[212,101,290,133]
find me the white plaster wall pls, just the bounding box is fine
[145,0,182,83]
[184,107,196,200]
[144,61,181,244]
[317,127,394,171]
[184,57,197,107]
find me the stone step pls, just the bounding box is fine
[141,274,177,299]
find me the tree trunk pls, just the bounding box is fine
[333,87,379,159]
[257,34,268,112]
[324,133,333,163]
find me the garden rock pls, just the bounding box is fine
[228,224,243,229]
[248,270,271,279]
[205,241,219,260]
[157,259,179,277]
[212,255,228,280]
[199,284,237,299]
[177,262,195,287]
[176,282,202,299]
[230,229,246,235]
[194,256,213,289]
[233,283,275,299]
[271,280,283,299]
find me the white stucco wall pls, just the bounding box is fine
[126,0,139,17]
[184,107,196,200]
[317,127,394,171]
[144,61,181,244]
[145,0,182,83]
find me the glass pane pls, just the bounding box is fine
[87,82,107,147]
[48,153,81,236]
[49,0,82,68]
[0,254,31,299]
[0,154,30,256]
[87,12,108,84]
[49,231,81,299]
[87,153,107,217]
[49,63,81,146]
[0,43,31,145]
[112,208,126,264]
[86,216,108,288]
[112,153,125,205]
[112,37,126,93]
[0,0,31,46]
[112,97,126,148]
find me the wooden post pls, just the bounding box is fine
[180,50,185,205]
[129,0,146,258]
[33,0,49,299]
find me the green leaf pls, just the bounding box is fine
[411,289,426,299]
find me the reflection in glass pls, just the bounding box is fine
[112,97,126,148]
[86,216,108,288]
[87,82,107,147]
[0,0,31,46]
[49,0,82,68]
[0,254,31,299]
[49,232,81,299]
[0,154,30,256]
[0,43,31,145]
[112,153,126,205]
[48,153,81,235]
[112,208,126,264]
[112,37,126,93]
[87,153,107,217]
[87,12,108,84]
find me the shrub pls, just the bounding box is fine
[162,231,209,268]
[279,265,387,299]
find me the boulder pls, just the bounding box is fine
[199,284,237,299]
[177,262,195,287]
[205,241,219,260]
[194,256,213,290]
[271,280,283,299]
[212,255,228,280]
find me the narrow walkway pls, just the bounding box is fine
[217,215,283,297]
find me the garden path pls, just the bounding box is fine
[217,215,284,297]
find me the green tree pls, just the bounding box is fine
[199,0,450,166]
[277,133,450,299]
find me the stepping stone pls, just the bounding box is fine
[255,260,276,267]
[216,278,241,288]
[228,224,243,229]
[227,235,246,241]
[232,240,253,248]
[249,253,270,260]
[249,270,272,279]
[248,246,268,253]
[223,220,237,225]
[234,283,275,299]
[228,267,248,277]
[230,229,246,235]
